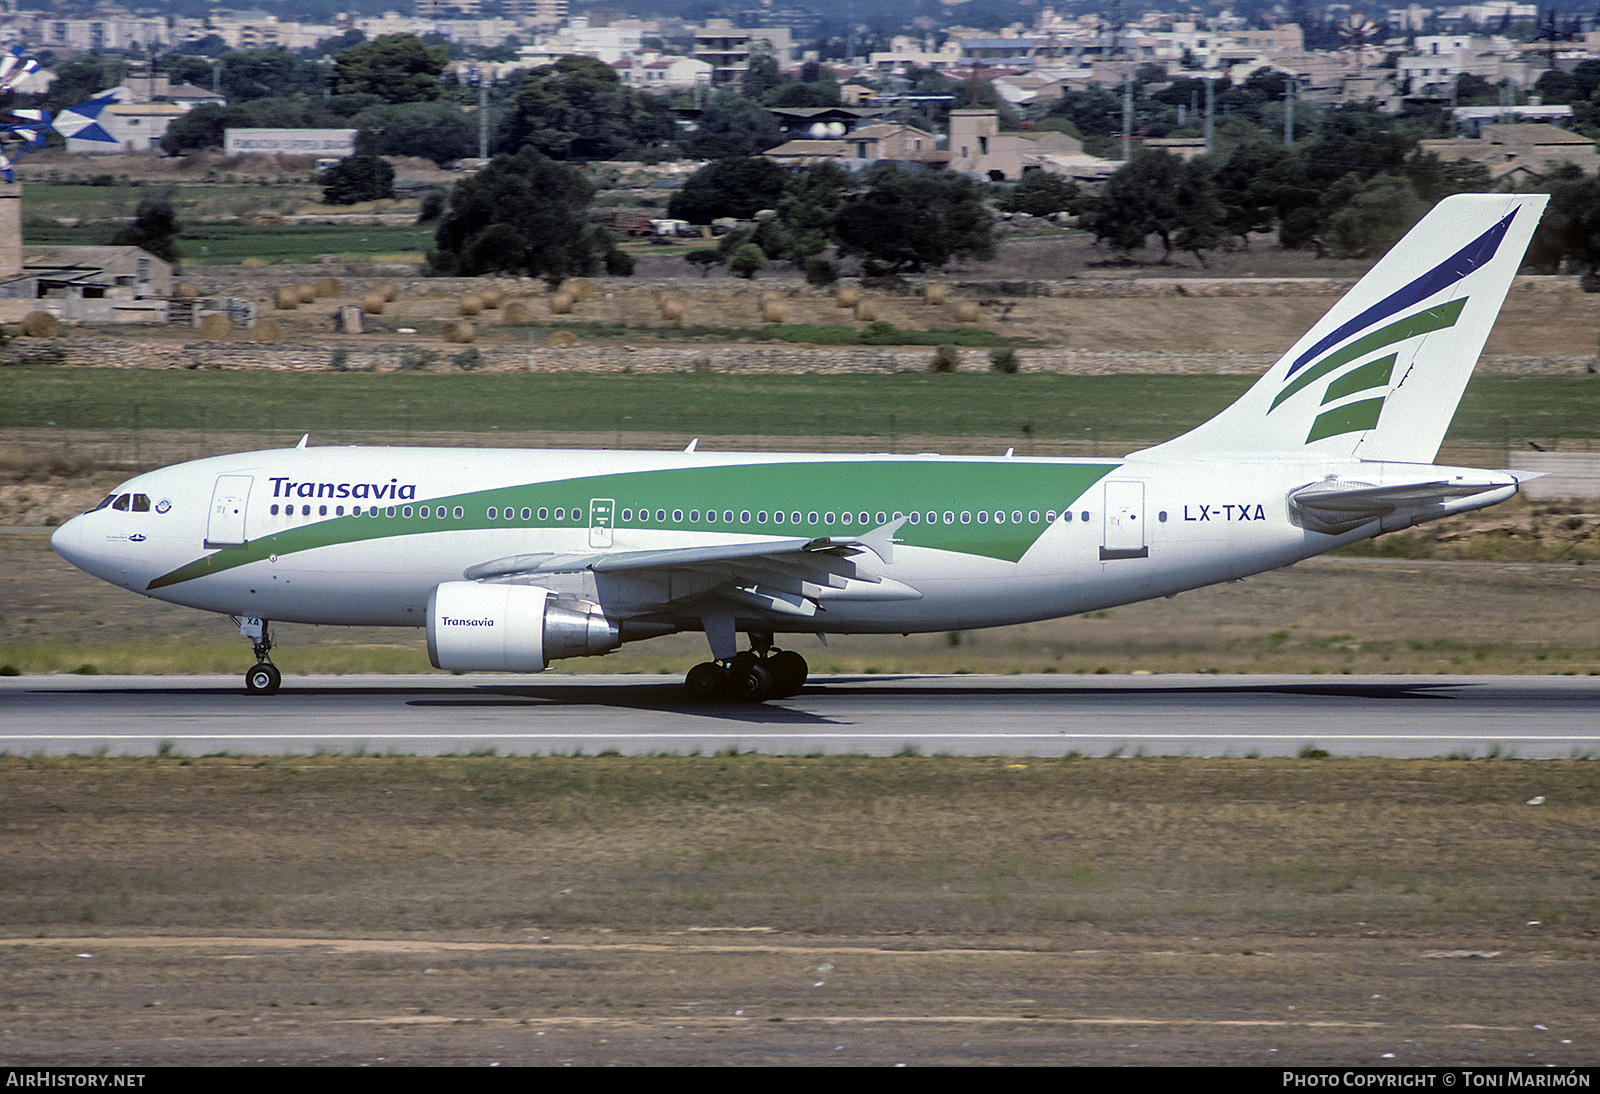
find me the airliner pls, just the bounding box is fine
[51,194,1547,700]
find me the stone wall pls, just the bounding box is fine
[180,266,1577,303]
[3,336,1591,377]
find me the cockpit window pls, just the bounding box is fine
[89,495,116,512]
[131,494,150,512]
[111,495,130,511]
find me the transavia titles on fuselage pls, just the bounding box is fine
[52,194,1548,701]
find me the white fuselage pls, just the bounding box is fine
[49,445,1511,644]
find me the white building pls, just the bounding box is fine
[614,53,713,93]
[224,128,358,157]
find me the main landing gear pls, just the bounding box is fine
[238,617,281,695]
[684,633,808,702]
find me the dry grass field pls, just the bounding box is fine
[1,753,1597,1066]
[117,261,1600,361]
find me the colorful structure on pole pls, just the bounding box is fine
[0,46,126,180]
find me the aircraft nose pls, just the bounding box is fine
[51,514,88,569]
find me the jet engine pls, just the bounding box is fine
[427,581,620,672]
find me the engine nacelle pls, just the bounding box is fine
[426,581,621,673]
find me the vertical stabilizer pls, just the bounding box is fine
[1135,193,1547,464]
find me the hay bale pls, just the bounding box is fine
[275,288,299,311]
[854,298,878,322]
[460,293,483,317]
[442,321,476,344]
[925,284,948,306]
[956,302,980,323]
[502,301,532,325]
[761,301,787,323]
[661,299,684,323]
[361,292,385,315]
[376,281,399,302]
[175,282,198,299]
[198,314,231,340]
[315,276,342,299]
[480,288,503,309]
[250,318,283,342]
[549,293,574,315]
[836,286,860,308]
[296,283,316,304]
[567,278,595,303]
[20,311,58,337]
[547,330,577,348]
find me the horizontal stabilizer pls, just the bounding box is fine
[1290,472,1521,534]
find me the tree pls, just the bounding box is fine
[1322,174,1427,258]
[998,171,1082,218]
[160,104,230,155]
[43,57,126,116]
[429,148,631,286]
[352,101,477,165]
[321,155,396,205]
[668,157,789,223]
[684,249,726,276]
[832,166,995,275]
[741,42,784,101]
[1213,139,1286,248]
[216,49,324,102]
[770,160,849,263]
[729,243,770,278]
[160,54,216,90]
[679,91,784,159]
[331,34,447,104]
[1524,165,1600,273]
[111,190,181,266]
[1081,149,1183,258]
[495,56,677,161]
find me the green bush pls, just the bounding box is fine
[804,255,839,286]
[931,344,960,372]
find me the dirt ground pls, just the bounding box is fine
[161,233,1600,361]
[5,931,1595,1066]
[2,755,1597,1066]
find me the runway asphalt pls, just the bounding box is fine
[4,672,1600,758]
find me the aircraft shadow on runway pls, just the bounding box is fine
[400,676,1488,718]
[409,682,846,725]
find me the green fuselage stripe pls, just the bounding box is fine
[150,459,1120,590]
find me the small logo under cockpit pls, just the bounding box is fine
[155,499,172,514]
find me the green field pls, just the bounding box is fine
[25,218,432,265]
[4,368,1600,450]
[21,181,429,265]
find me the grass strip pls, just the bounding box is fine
[1,753,1595,937]
[4,369,1599,448]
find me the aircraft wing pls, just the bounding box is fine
[461,520,920,619]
